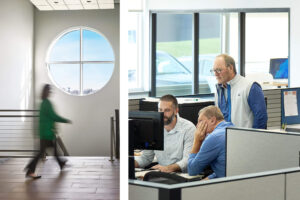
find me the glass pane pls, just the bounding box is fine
[48,64,80,95]
[128,12,141,90]
[156,14,193,96]
[198,13,221,94]
[82,30,114,61]
[83,64,114,95]
[49,30,80,62]
[226,13,239,73]
[198,13,239,94]
[245,13,288,88]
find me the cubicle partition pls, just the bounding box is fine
[226,127,300,176]
[130,127,300,200]
[129,167,300,200]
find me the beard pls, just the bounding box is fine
[164,113,176,125]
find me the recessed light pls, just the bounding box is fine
[87,0,91,3]
[54,1,59,3]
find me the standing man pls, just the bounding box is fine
[135,94,195,173]
[212,54,268,129]
[188,106,233,179]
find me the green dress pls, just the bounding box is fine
[39,99,69,140]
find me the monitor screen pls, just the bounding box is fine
[269,58,288,79]
[129,111,164,150]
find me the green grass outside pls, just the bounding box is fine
[157,38,221,58]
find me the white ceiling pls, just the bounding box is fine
[30,0,116,10]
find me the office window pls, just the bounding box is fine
[47,28,115,96]
[156,13,193,97]
[200,13,239,93]
[197,13,239,94]
[198,14,220,94]
[150,10,289,97]
[153,12,239,96]
[245,13,289,85]
[221,13,239,73]
[128,12,143,91]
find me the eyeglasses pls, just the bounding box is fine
[210,68,223,74]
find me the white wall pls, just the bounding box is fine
[144,0,300,87]
[0,0,34,109]
[34,7,120,156]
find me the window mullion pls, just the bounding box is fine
[193,13,199,94]
[150,13,157,97]
[80,28,83,95]
[238,12,246,76]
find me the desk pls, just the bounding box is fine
[269,124,300,133]
[285,124,300,133]
[272,81,288,88]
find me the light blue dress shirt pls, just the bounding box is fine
[188,121,233,179]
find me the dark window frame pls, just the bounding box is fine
[150,8,290,97]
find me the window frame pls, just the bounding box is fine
[46,26,115,96]
[149,8,290,97]
[127,12,146,93]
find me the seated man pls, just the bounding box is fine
[188,105,233,179]
[135,94,195,173]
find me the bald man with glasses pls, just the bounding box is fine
[211,54,268,129]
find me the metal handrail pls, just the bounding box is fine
[109,109,120,161]
[0,109,68,157]
[0,110,39,118]
[115,109,120,159]
[0,150,38,152]
[0,110,38,111]
[0,115,39,117]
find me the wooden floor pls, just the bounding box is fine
[0,157,119,200]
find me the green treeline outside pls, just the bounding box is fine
[157,38,221,58]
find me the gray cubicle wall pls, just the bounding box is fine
[226,127,300,176]
[129,168,300,200]
[181,174,285,200]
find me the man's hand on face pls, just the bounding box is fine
[151,164,173,173]
[195,121,208,142]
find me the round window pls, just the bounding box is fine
[46,27,115,96]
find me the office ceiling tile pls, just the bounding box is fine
[81,0,97,4]
[99,3,114,9]
[64,0,81,4]
[98,0,114,3]
[48,0,65,6]
[53,5,69,10]
[67,4,84,10]
[35,5,53,10]
[30,0,115,10]
[83,4,99,9]
[30,0,48,5]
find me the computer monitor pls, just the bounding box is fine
[129,111,164,150]
[269,58,288,79]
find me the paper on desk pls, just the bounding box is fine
[284,91,298,116]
